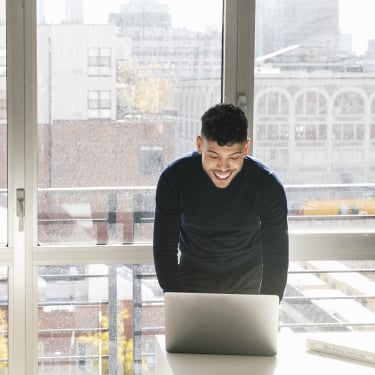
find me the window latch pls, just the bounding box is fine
[237,93,247,114]
[16,188,25,232]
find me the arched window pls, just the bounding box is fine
[332,91,365,141]
[295,90,327,141]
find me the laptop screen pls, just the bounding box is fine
[164,292,279,356]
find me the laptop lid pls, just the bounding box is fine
[164,292,279,356]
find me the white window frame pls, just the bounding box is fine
[224,0,375,260]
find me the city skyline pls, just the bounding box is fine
[39,0,375,53]
[40,0,222,31]
[340,0,375,52]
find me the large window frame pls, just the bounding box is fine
[224,0,374,261]
[4,0,375,374]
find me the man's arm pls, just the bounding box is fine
[153,169,184,292]
[260,226,289,300]
[259,175,289,301]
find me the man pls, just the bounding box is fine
[153,103,289,300]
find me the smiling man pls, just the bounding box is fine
[153,103,289,300]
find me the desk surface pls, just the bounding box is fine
[155,332,375,375]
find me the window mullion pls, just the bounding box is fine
[6,0,29,374]
[223,0,256,152]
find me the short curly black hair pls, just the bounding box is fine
[200,103,248,146]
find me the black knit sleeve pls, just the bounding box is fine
[153,168,184,292]
[258,173,289,301]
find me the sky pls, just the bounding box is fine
[339,0,375,53]
[42,0,222,31]
[42,0,375,54]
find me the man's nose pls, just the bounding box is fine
[217,157,230,169]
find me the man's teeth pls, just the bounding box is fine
[214,171,230,179]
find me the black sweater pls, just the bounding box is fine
[153,152,289,300]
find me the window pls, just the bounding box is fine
[295,91,328,142]
[0,6,7,370]
[88,90,111,119]
[3,0,375,373]
[0,4,6,249]
[254,90,289,171]
[254,0,375,335]
[88,47,111,76]
[35,0,223,373]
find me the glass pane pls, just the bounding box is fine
[281,260,375,333]
[0,0,6,247]
[37,0,222,245]
[254,0,375,232]
[0,266,8,373]
[36,262,375,375]
[37,264,163,374]
[254,0,375,335]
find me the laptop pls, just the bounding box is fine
[164,292,279,356]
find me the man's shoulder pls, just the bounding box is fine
[164,151,201,171]
[243,155,274,174]
[243,156,284,186]
[157,152,201,192]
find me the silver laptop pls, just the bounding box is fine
[164,292,279,356]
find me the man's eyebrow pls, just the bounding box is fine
[207,150,242,156]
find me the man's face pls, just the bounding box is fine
[196,136,250,189]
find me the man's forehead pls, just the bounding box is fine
[204,140,245,154]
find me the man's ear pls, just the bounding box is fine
[244,138,251,154]
[196,135,202,152]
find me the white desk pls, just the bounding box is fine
[155,332,375,375]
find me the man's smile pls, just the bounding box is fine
[213,171,231,180]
